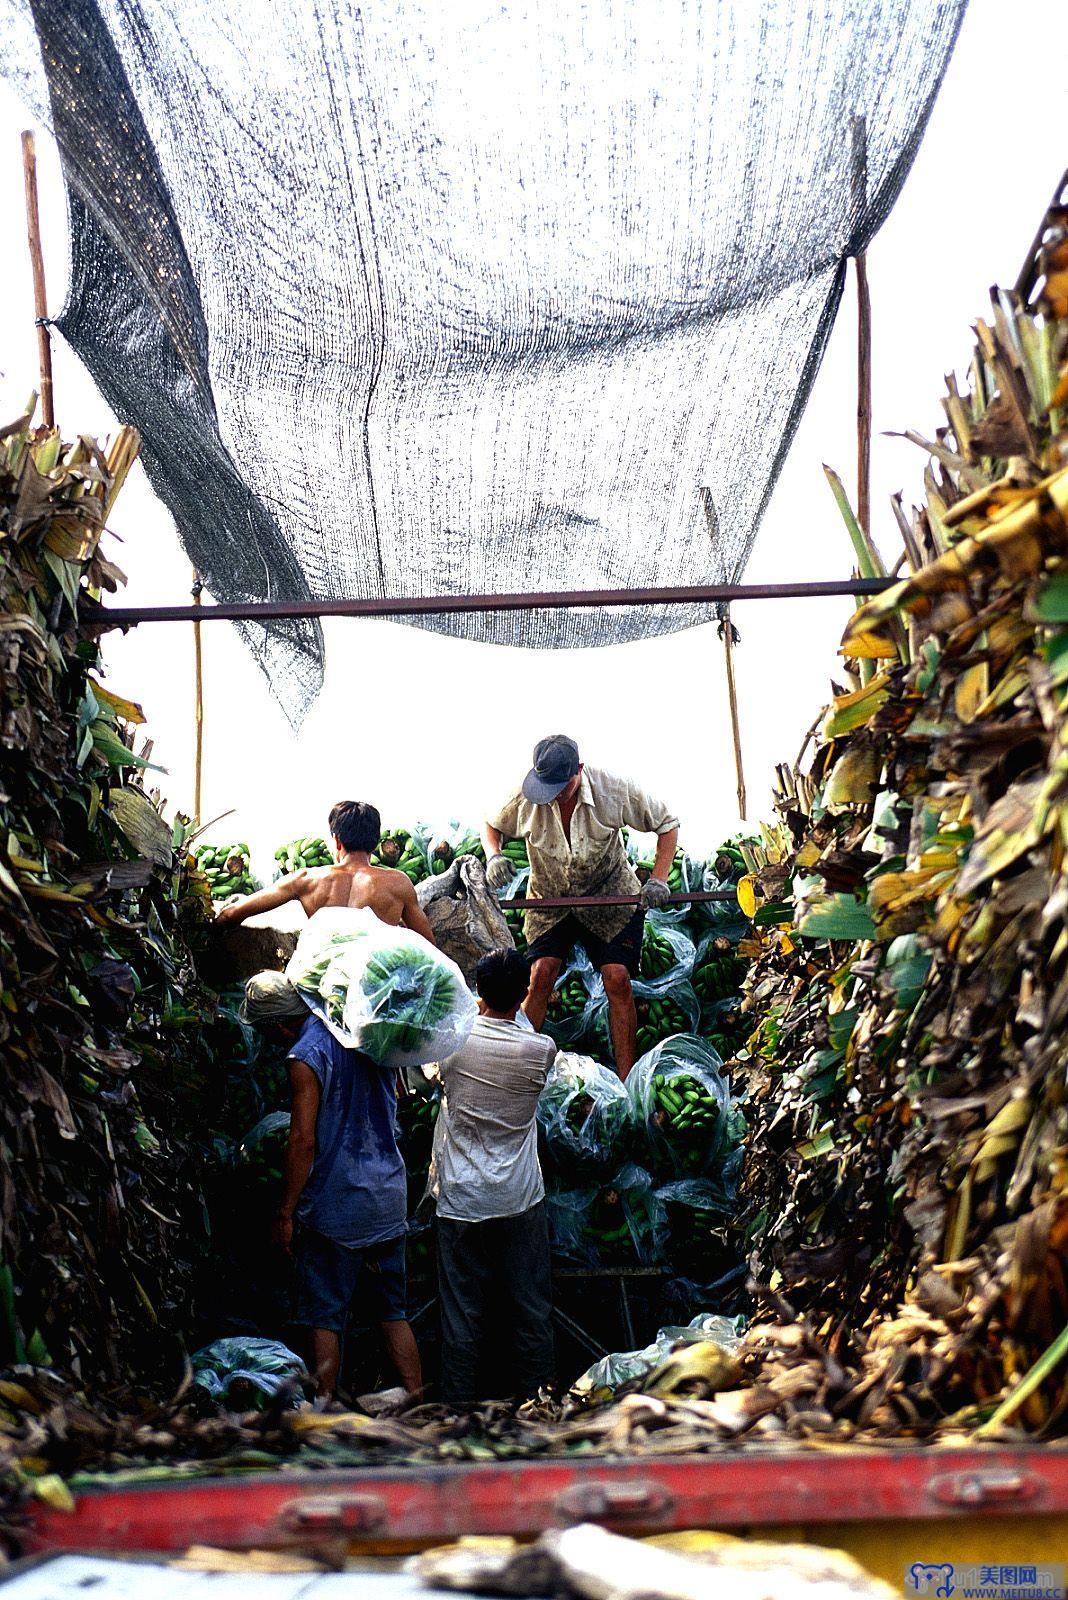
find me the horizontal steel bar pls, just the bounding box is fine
[91,577,892,627]
[501,890,737,909]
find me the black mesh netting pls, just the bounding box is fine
[2,0,966,722]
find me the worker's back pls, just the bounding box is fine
[297,863,412,925]
[430,1017,556,1222]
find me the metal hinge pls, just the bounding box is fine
[929,1469,1041,1510]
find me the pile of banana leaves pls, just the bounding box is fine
[0,407,266,1387]
[734,185,1068,1434]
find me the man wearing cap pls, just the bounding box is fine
[482,738,679,1080]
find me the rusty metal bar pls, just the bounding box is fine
[93,576,891,628]
[501,890,736,910]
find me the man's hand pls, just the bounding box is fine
[486,852,515,892]
[272,1211,294,1254]
[641,877,672,909]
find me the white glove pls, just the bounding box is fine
[641,876,672,909]
[486,852,515,892]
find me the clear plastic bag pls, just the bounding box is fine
[286,907,477,1069]
[626,1034,735,1180]
[544,945,608,1051]
[572,1311,745,1397]
[656,1175,737,1274]
[637,911,696,992]
[688,867,752,942]
[536,1051,631,1178]
[546,1163,665,1268]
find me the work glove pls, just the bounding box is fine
[486,852,515,893]
[641,876,672,910]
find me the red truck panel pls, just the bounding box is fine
[25,1446,1068,1554]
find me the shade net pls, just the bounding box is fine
[2,0,966,723]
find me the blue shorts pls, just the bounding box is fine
[293,1227,408,1332]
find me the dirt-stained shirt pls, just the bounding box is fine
[490,765,679,942]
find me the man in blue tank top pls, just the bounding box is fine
[269,995,423,1402]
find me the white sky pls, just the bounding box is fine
[2,0,1067,875]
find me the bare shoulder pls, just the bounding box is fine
[382,865,418,897]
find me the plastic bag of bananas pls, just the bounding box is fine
[627,1035,743,1181]
[536,1052,632,1179]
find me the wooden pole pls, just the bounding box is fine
[21,131,55,429]
[700,487,748,820]
[855,253,872,540]
[721,612,747,821]
[192,570,204,825]
[851,116,872,541]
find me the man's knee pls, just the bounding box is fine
[601,963,633,1002]
[529,957,562,996]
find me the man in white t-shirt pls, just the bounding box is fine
[429,949,556,1405]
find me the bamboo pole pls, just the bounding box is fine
[20,130,54,429]
[721,612,747,820]
[191,570,204,825]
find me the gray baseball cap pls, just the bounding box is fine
[522,734,581,804]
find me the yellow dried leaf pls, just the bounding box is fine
[32,1474,75,1513]
[89,679,146,726]
[737,876,756,919]
[954,660,989,723]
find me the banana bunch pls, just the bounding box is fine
[354,944,460,1063]
[372,828,410,868]
[640,923,679,982]
[451,829,485,864]
[660,1189,729,1273]
[380,831,430,884]
[647,1070,721,1173]
[635,995,692,1056]
[666,851,688,893]
[499,837,530,949]
[274,835,331,875]
[693,938,746,1006]
[501,837,528,873]
[548,970,589,1023]
[429,839,454,875]
[712,841,748,882]
[580,1183,632,1258]
[198,842,257,900]
[397,1080,441,1208]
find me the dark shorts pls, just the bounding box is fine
[293,1227,407,1332]
[525,909,644,977]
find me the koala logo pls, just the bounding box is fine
[908,1564,955,1598]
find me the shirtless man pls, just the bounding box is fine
[215,800,436,942]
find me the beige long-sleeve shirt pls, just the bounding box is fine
[490,765,679,942]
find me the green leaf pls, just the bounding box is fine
[1042,628,1068,686]
[797,1128,838,1159]
[42,548,82,615]
[76,723,94,769]
[798,894,876,941]
[1033,571,1068,622]
[90,720,164,772]
[754,900,793,926]
[828,1007,858,1052]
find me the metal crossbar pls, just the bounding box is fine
[92,576,892,628]
[501,890,737,910]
